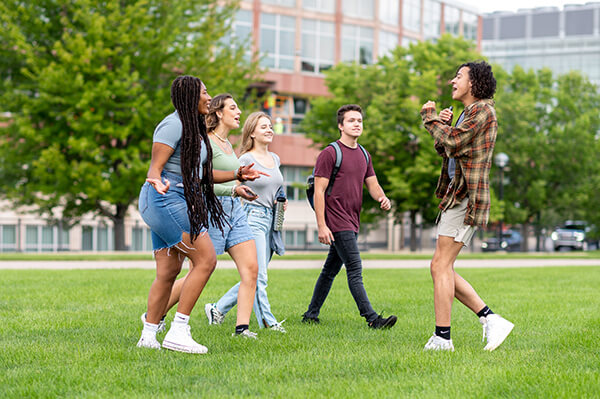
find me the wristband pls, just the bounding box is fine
[236,166,246,182]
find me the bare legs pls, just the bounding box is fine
[430,235,485,326]
[146,232,216,324]
[165,239,258,327]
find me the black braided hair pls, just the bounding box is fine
[170,76,227,240]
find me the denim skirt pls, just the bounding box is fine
[207,196,254,255]
[138,170,206,251]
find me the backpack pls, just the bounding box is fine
[306,141,369,210]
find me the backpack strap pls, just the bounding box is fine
[326,141,342,195]
[357,144,369,166]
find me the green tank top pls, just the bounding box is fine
[209,137,240,196]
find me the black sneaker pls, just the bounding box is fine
[301,315,320,324]
[368,314,397,329]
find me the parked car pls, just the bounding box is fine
[481,230,522,252]
[551,221,592,251]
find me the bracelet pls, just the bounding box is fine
[231,185,238,198]
[236,166,246,182]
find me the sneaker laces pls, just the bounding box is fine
[211,306,225,324]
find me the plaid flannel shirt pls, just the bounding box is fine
[421,99,497,226]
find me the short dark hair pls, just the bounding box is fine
[337,104,363,127]
[457,61,496,99]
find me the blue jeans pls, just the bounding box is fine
[215,203,278,328]
[304,230,378,323]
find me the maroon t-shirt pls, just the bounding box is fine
[314,140,375,233]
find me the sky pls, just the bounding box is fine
[456,0,592,14]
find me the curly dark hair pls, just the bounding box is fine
[170,76,227,240]
[457,61,496,99]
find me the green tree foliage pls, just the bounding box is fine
[0,0,260,250]
[302,35,482,250]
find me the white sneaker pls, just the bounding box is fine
[423,334,454,351]
[205,303,225,325]
[269,319,287,333]
[162,323,208,354]
[480,314,514,351]
[141,312,166,333]
[232,329,258,339]
[136,331,161,350]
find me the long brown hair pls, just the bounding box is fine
[239,112,271,155]
[170,76,226,239]
[205,93,233,132]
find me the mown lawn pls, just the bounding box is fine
[1,266,598,398]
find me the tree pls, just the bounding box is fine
[0,0,260,250]
[302,35,483,250]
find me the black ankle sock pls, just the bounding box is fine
[235,324,249,334]
[477,306,494,318]
[435,326,451,340]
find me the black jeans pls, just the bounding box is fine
[304,230,378,323]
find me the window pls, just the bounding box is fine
[341,24,374,65]
[262,0,296,6]
[379,0,398,26]
[284,230,307,248]
[402,36,418,48]
[303,0,335,13]
[444,6,460,36]
[402,0,421,33]
[25,225,38,252]
[41,226,54,252]
[301,19,334,73]
[221,9,253,61]
[343,0,374,20]
[82,226,93,251]
[97,226,110,251]
[1,225,17,252]
[271,95,310,134]
[260,13,296,70]
[132,227,144,251]
[281,166,312,200]
[423,0,441,38]
[58,227,70,251]
[463,12,478,40]
[379,30,398,57]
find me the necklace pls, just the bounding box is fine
[212,132,229,143]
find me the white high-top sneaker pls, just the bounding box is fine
[141,312,166,333]
[423,334,454,351]
[136,331,161,350]
[480,314,514,351]
[204,303,225,325]
[162,323,208,354]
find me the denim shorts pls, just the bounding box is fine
[207,196,254,255]
[138,170,206,251]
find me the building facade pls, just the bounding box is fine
[1,0,481,252]
[482,3,600,86]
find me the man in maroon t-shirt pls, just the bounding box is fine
[302,104,397,329]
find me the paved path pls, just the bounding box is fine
[2,258,600,270]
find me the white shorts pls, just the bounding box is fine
[437,200,477,247]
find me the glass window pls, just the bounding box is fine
[379,0,398,26]
[41,226,54,252]
[402,0,421,33]
[132,227,144,251]
[343,0,374,20]
[463,11,478,40]
[58,227,69,250]
[25,225,38,252]
[379,30,398,57]
[342,24,374,65]
[423,0,441,38]
[82,226,93,251]
[303,0,335,13]
[444,6,460,36]
[97,226,109,251]
[262,0,296,6]
[1,225,17,252]
[282,166,312,200]
[220,9,253,62]
[146,228,153,251]
[301,19,335,73]
[260,13,296,71]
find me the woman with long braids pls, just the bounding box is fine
[137,76,263,354]
[208,112,287,333]
[161,94,264,339]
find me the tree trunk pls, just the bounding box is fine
[112,204,128,251]
[410,210,418,252]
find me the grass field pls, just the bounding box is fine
[1,265,598,398]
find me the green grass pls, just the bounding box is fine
[1,266,598,398]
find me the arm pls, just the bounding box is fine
[314,176,334,245]
[213,163,269,183]
[421,102,490,158]
[145,142,174,194]
[365,176,391,211]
